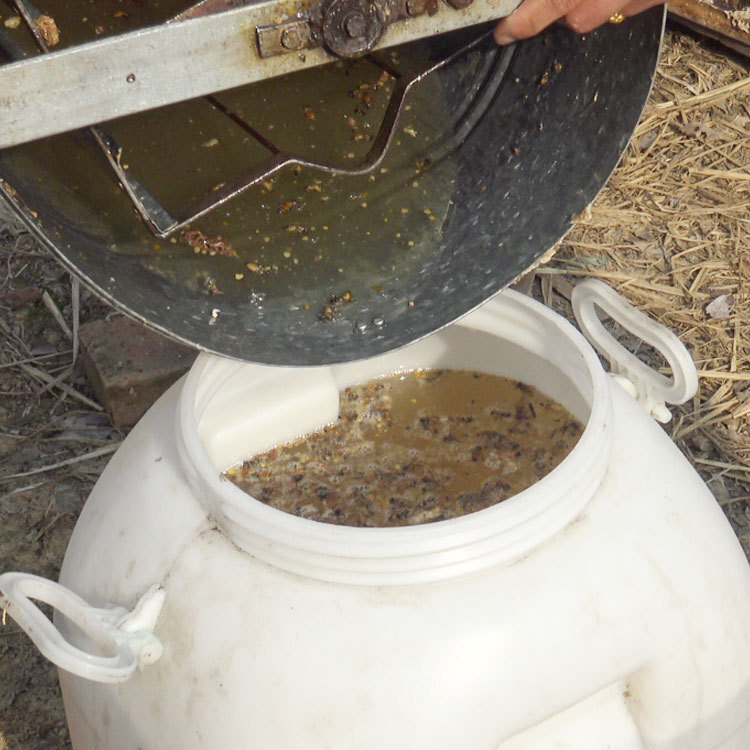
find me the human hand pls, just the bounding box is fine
[494,0,665,45]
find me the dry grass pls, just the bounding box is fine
[541,31,750,520]
[0,202,114,750]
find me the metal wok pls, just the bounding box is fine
[0,7,664,365]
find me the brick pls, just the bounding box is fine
[79,316,198,428]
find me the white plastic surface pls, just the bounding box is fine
[175,289,612,584]
[56,375,750,749]
[498,682,645,749]
[0,573,164,683]
[571,278,698,422]
[6,287,749,748]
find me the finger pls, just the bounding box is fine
[494,0,581,45]
[563,0,663,32]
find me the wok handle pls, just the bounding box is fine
[571,279,698,423]
[0,572,164,683]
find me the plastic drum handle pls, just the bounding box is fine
[0,572,164,683]
[571,279,698,423]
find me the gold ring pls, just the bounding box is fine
[609,12,626,23]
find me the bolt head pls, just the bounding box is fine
[343,12,367,38]
[322,0,386,57]
[280,26,305,50]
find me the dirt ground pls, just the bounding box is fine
[1,26,749,750]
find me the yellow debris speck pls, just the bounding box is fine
[235,273,244,281]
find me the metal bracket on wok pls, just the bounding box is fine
[176,0,488,59]
[5,0,515,238]
[0,0,521,148]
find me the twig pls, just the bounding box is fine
[0,350,71,370]
[692,457,750,474]
[41,291,73,341]
[0,443,121,482]
[718,496,750,507]
[19,363,102,410]
[692,168,750,182]
[698,370,750,382]
[37,366,75,397]
[0,481,47,503]
[536,267,684,296]
[71,277,80,367]
[654,78,750,111]
[29,512,66,544]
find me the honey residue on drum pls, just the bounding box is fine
[224,370,583,527]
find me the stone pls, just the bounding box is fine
[79,316,198,428]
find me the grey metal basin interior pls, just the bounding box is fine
[0,8,664,365]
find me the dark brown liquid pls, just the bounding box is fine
[225,370,583,527]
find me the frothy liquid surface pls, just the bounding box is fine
[224,370,583,526]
